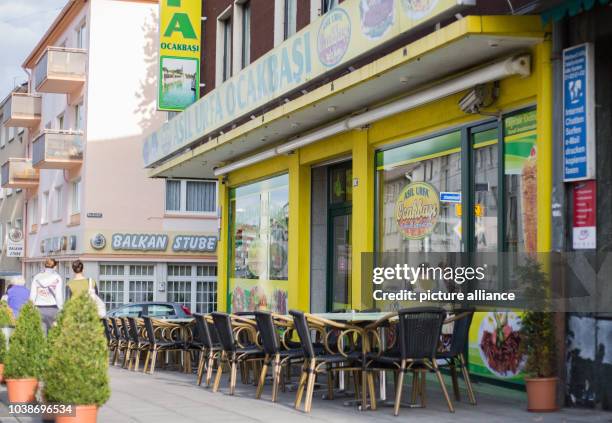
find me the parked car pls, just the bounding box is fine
[106,302,191,319]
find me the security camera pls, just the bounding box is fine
[459,83,498,115]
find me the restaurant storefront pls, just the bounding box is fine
[146,2,552,391]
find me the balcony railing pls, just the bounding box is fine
[1,158,39,189]
[1,92,42,127]
[34,47,87,93]
[32,130,84,169]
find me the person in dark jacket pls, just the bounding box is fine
[5,276,29,317]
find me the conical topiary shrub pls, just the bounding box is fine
[4,301,46,402]
[44,293,110,420]
[0,301,15,327]
[0,330,6,382]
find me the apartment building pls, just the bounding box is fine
[0,84,30,284]
[0,0,219,314]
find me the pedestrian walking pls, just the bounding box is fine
[29,258,64,334]
[5,275,29,317]
[66,259,99,299]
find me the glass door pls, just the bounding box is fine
[327,161,352,312]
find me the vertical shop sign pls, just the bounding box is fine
[572,180,596,249]
[158,0,202,111]
[563,43,595,181]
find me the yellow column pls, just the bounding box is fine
[351,130,374,310]
[536,38,553,252]
[216,176,229,312]
[288,152,311,311]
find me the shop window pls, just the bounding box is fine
[503,109,537,253]
[129,280,154,303]
[99,280,125,311]
[196,264,217,313]
[229,174,289,313]
[41,191,49,224]
[165,179,216,214]
[377,131,462,254]
[167,281,191,306]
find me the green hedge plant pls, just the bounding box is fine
[44,294,110,406]
[0,301,15,327]
[4,302,46,380]
[0,330,6,363]
[518,258,556,378]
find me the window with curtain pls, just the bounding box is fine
[166,179,216,213]
[165,180,181,211]
[241,1,251,68]
[186,181,216,212]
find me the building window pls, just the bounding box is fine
[165,179,216,214]
[229,174,289,313]
[240,1,251,68]
[57,113,65,130]
[99,266,125,311]
[15,218,22,230]
[8,127,15,143]
[99,264,155,309]
[221,16,233,81]
[41,191,49,224]
[0,223,3,250]
[167,265,192,307]
[0,122,5,148]
[71,179,81,214]
[76,20,87,49]
[166,264,217,313]
[75,103,83,131]
[196,265,217,313]
[321,0,338,13]
[284,0,297,40]
[53,186,62,221]
[30,197,38,231]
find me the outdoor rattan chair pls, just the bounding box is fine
[110,317,128,366]
[289,310,373,413]
[142,316,185,374]
[101,318,116,356]
[254,311,303,402]
[193,313,222,386]
[365,307,454,416]
[211,312,264,395]
[436,309,476,405]
[127,317,150,371]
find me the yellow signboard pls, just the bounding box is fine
[455,203,485,217]
[158,0,202,111]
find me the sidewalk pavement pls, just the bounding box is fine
[1,366,611,423]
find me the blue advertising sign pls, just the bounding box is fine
[440,191,461,203]
[563,43,595,181]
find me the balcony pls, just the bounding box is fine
[32,130,84,169]
[34,47,86,93]
[1,92,42,127]
[1,158,39,189]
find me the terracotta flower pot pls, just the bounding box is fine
[0,363,4,383]
[525,377,558,412]
[56,405,98,423]
[5,378,39,403]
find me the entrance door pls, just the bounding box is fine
[326,161,352,312]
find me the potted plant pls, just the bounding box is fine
[0,300,16,341]
[0,330,6,382]
[4,302,46,403]
[44,294,110,423]
[518,258,558,412]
